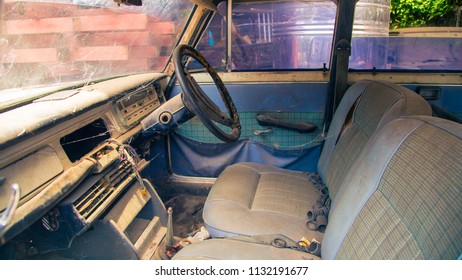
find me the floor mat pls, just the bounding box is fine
[164,195,206,238]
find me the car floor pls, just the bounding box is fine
[164,194,207,238]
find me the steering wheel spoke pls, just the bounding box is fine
[174,44,241,142]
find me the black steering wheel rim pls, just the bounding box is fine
[173,44,241,142]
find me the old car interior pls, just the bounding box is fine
[0,0,461,260]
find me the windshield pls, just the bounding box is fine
[0,0,193,92]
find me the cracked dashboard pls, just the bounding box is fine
[0,73,167,257]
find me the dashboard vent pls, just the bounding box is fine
[73,161,134,218]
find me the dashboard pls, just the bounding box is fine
[0,73,169,259]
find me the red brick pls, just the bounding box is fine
[42,61,83,77]
[150,22,175,35]
[129,46,159,59]
[5,48,57,63]
[42,59,151,80]
[48,60,108,78]
[149,56,170,69]
[69,46,128,61]
[5,17,74,35]
[75,14,148,32]
[111,59,150,72]
[6,34,62,49]
[62,33,84,49]
[73,59,150,75]
[4,2,74,20]
[75,31,150,47]
[150,35,175,46]
[71,8,123,17]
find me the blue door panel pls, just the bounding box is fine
[170,83,327,111]
[169,82,328,177]
[404,85,462,118]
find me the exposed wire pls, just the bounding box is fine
[105,138,147,194]
[60,131,110,146]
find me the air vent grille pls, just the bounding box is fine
[73,161,133,218]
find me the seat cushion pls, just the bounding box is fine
[203,162,325,241]
[173,238,320,260]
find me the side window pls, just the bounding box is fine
[196,3,227,70]
[197,0,462,72]
[196,0,337,71]
[350,0,462,71]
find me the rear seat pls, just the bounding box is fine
[173,116,462,259]
[202,80,432,242]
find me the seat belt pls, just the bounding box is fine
[323,39,352,135]
[229,234,322,257]
[304,173,330,232]
[306,192,331,232]
[333,39,351,110]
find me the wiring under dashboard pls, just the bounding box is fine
[105,138,147,195]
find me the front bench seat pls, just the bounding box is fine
[203,80,432,241]
[174,116,462,259]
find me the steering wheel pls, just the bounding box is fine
[173,44,241,142]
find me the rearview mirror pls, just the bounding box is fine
[113,0,142,6]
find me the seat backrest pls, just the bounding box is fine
[322,116,462,259]
[318,80,432,200]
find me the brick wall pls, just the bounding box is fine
[1,1,177,89]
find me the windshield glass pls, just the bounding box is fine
[0,0,193,92]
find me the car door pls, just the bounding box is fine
[166,0,336,177]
